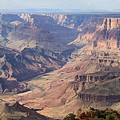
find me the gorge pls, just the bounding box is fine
[0,13,120,119]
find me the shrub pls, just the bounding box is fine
[64,113,78,120]
[90,107,95,111]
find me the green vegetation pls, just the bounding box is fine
[64,113,79,120]
[64,108,120,120]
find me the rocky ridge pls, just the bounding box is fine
[0,47,65,94]
[0,101,53,120]
[0,13,77,52]
[78,18,120,49]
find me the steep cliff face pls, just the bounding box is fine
[99,18,120,40]
[77,18,120,49]
[72,49,120,108]
[79,78,120,108]
[49,14,120,50]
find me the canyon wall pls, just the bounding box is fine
[77,17,120,49]
[1,13,120,50]
[48,14,120,50]
[79,77,120,107]
[0,47,66,93]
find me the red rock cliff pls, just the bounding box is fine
[78,18,120,49]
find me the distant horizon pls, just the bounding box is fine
[0,8,108,10]
[0,0,119,11]
[1,8,120,14]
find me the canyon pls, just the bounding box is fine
[0,13,120,119]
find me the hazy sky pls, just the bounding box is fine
[0,0,119,10]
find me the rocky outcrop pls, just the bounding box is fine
[73,56,120,107]
[77,18,120,49]
[76,71,119,83]
[0,47,66,94]
[79,78,120,107]
[3,79,30,94]
[0,102,52,120]
[80,94,120,104]
[1,47,65,80]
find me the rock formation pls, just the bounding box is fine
[76,17,120,49]
[46,14,120,50]
[79,78,120,108]
[0,13,77,52]
[0,101,52,120]
[0,47,65,94]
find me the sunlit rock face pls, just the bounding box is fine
[49,14,120,50]
[75,17,120,49]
